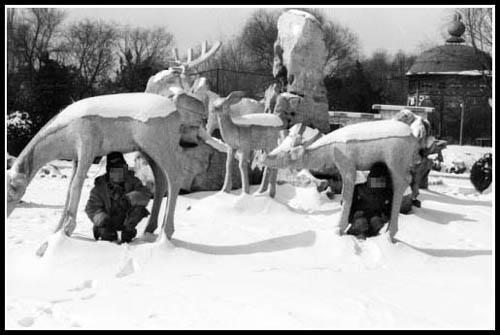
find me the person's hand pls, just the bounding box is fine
[93,212,109,228]
[119,194,131,209]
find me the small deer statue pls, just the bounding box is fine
[211,91,285,198]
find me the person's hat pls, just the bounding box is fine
[106,152,127,168]
[368,162,389,178]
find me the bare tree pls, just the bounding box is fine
[117,25,174,67]
[457,7,492,91]
[7,8,66,79]
[458,8,492,55]
[322,20,360,76]
[239,9,280,73]
[62,19,118,97]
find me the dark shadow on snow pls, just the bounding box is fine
[412,206,476,225]
[171,230,316,255]
[16,201,64,210]
[69,233,98,242]
[67,230,317,255]
[421,190,492,207]
[397,239,492,258]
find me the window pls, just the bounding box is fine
[421,82,433,90]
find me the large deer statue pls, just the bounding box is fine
[7,92,206,255]
[212,91,284,198]
[263,114,430,241]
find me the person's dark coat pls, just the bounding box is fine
[85,170,152,227]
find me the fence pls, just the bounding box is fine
[192,68,275,99]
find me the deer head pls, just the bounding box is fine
[263,123,322,169]
[145,41,221,99]
[212,91,246,115]
[7,169,28,205]
[394,109,432,150]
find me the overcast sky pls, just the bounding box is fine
[56,6,468,58]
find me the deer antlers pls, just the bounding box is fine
[171,40,222,71]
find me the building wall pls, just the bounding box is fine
[407,74,491,144]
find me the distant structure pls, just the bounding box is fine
[406,12,492,145]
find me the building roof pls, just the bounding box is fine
[406,44,491,76]
[407,12,491,76]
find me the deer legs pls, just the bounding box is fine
[54,160,77,233]
[386,170,408,242]
[51,154,93,236]
[238,153,251,194]
[160,178,180,241]
[142,152,167,235]
[222,147,234,193]
[256,167,277,198]
[338,169,357,235]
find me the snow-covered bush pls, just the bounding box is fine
[7,111,34,156]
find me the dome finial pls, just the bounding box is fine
[446,11,466,44]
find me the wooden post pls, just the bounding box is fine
[459,98,465,145]
[216,68,220,94]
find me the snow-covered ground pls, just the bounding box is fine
[5,145,494,330]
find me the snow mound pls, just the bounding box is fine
[5,148,493,329]
[440,145,492,172]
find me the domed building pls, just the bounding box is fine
[406,13,492,145]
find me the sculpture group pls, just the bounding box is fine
[6,10,434,254]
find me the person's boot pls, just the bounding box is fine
[100,228,118,242]
[369,216,385,236]
[93,225,101,240]
[121,228,137,243]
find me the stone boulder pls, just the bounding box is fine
[270,9,330,133]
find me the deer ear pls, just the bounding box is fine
[226,91,245,105]
[213,97,225,109]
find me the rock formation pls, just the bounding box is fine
[269,9,331,133]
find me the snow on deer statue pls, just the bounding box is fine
[7,91,206,256]
[212,91,284,198]
[263,111,431,242]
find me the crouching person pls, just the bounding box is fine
[346,162,413,239]
[85,152,152,243]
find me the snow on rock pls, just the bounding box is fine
[440,145,492,172]
[5,144,493,329]
[46,93,177,131]
[232,113,284,127]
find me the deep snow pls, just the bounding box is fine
[5,145,494,330]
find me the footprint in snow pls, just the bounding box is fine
[80,293,97,300]
[116,258,137,278]
[17,316,35,327]
[69,279,95,292]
